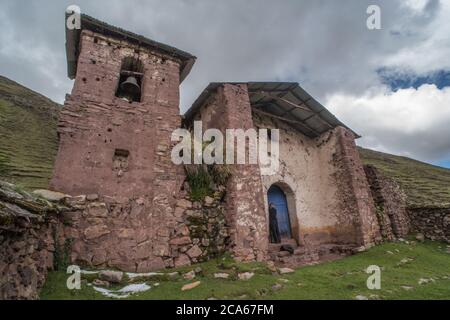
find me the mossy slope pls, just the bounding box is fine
[359,147,450,207]
[0,75,60,190]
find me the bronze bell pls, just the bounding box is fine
[120,76,141,97]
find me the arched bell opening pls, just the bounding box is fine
[116,56,144,102]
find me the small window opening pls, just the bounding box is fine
[116,56,143,103]
[113,149,129,175]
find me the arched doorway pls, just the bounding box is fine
[267,185,292,239]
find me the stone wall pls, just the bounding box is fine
[407,206,450,243]
[0,182,71,300]
[49,30,190,272]
[51,30,184,198]
[332,127,382,248]
[364,165,409,240]
[65,191,229,271]
[187,84,269,262]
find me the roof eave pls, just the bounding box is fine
[183,82,360,139]
[65,13,196,82]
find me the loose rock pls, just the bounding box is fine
[183,271,196,280]
[92,279,110,287]
[279,267,294,274]
[99,270,123,283]
[238,272,254,281]
[415,233,425,242]
[181,281,201,291]
[33,189,69,202]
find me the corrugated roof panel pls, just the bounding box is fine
[183,82,359,138]
[292,86,311,102]
[305,116,329,132]
[290,108,312,121]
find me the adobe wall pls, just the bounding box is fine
[188,84,269,262]
[254,114,381,249]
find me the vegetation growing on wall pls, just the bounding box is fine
[184,138,232,201]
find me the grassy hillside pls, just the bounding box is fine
[0,75,60,190]
[0,74,448,207]
[359,147,450,207]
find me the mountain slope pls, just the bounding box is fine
[0,75,60,190]
[358,147,450,207]
[0,75,449,208]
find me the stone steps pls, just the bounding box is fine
[269,242,357,268]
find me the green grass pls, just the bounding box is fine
[40,240,450,300]
[0,76,60,190]
[359,147,450,207]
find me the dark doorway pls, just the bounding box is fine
[268,185,292,239]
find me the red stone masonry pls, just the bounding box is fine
[334,127,382,247]
[51,30,187,271]
[189,84,269,261]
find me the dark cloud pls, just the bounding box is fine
[0,0,449,165]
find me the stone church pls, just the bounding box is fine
[49,14,388,272]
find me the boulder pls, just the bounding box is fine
[176,199,192,209]
[99,270,123,283]
[33,189,69,202]
[415,233,425,242]
[86,194,99,201]
[214,273,230,279]
[183,270,196,280]
[84,225,110,240]
[277,251,291,257]
[88,202,108,217]
[204,196,214,206]
[169,236,192,246]
[174,254,191,268]
[280,245,294,254]
[92,279,110,287]
[272,283,283,291]
[167,272,179,280]
[266,261,277,273]
[238,272,254,281]
[181,281,201,291]
[279,267,295,274]
[186,245,202,259]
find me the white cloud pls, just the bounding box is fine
[0,0,449,165]
[382,0,450,73]
[326,84,450,162]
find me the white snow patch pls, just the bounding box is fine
[126,272,164,279]
[93,283,151,299]
[80,269,99,275]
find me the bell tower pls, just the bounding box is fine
[51,14,196,198]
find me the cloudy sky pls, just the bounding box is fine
[1,0,449,167]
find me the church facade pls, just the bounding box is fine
[50,14,384,271]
